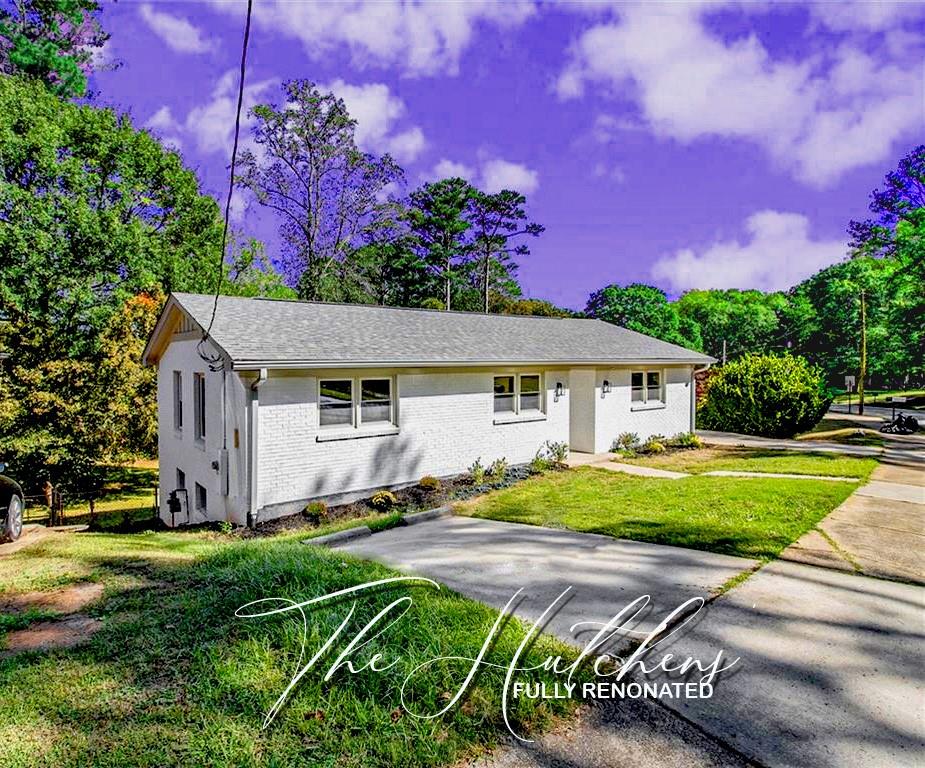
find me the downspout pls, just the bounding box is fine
[691,363,712,431]
[247,368,268,528]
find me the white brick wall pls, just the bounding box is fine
[593,366,694,452]
[254,368,571,520]
[157,338,249,526]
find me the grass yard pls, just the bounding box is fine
[459,466,861,560]
[0,528,581,768]
[832,389,925,409]
[620,447,878,479]
[795,419,885,447]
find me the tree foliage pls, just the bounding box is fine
[586,283,701,349]
[0,0,107,98]
[698,354,830,438]
[236,79,403,301]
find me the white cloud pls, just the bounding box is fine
[185,70,277,155]
[144,106,183,149]
[808,1,925,32]
[208,0,535,76]
[481,158,539,195]
[557,4,924,186]
[592,161,626,184]
[327,80,427,162]
[139,4,216,54]
[651,211,847,292]
[432,158,475,180]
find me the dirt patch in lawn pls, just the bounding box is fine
[0,581,105,614]
[3,614,102,654]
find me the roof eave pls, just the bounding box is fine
[230,356,717,371]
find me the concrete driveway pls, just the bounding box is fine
[337,515,755,642]
[335,516,925,768]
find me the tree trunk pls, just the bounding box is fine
[483,252,490,313]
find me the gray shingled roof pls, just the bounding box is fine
[165,292,714,369]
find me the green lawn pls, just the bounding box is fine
[620,447,878,478]
[795,419,885,447]
[833,389,925,409]
[459,466,860,560]
[0,529,580,768]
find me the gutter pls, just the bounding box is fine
[691,362,713,431]
[246,368,268,528]
[230,357,717,371]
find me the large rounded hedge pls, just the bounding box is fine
[698,354,831,438]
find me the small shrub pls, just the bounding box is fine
[217,520,232,535]
[418,475,442,492]
[369,490,398,512]
[487,457,509,482]
[642,439,666,454]
[544,440,569,467]
[468,458,486,486]
[303,500,329,524]
[528,450,551,475]
[611,432,640,452]
[669,432,702,449]
[698,353,830,438]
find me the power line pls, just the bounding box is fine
[197,0,254,370]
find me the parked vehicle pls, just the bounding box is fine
[879,413,921,435]
[0,462,25,543]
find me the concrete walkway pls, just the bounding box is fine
[781,463,924,584]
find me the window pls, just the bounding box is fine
[631,372,645,402]
[319,379,353,426]
[194,482,207,513]
[360,378,392,424]
[193,372,206,441]
[647,371,662,402]
[520,375,541,411]
[173,371,183,431]
[176,468,185,490]
[631,370,664,405]
[493,376,515,413]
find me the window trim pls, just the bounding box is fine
[172,371,183,432]
[318,378,355,429]
[193,372,206,443]
[176,468,185,490]
[318,376,397,431]
[630,368,666,408]
[492,372,545,419]
[358,377,394,427]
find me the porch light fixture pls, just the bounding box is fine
[554,382,564,402]
[602,379,612,396]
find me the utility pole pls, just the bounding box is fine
[858,289,867,416]
[722,339,727,366]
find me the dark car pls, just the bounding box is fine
[0,462,24,543]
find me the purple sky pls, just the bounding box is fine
[92,1,925,310]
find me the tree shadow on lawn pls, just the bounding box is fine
[0,535,583,768]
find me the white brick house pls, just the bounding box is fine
[143,293,714,527]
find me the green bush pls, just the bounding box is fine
[468,458,487,485]
[528,450,551,475]
[669,432,702,449]
[487,457,509,482]
[544,440,569,467]
[611,432,640,452]
[418,475,442,492]
[698,354,830,438]
[369,490,398,512]
[640,436,667,454]
[303,500,328,523]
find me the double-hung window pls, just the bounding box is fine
[319,380,354,427]
[360,379,392,425]
[194,482,207,513]
[193,372,206,441]
[319,377,395,428]
[631,370,664,405]
[493,376,516,413]
[172,371,183,431]
[494,374,543,415]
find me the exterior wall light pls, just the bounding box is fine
[602,379,612,396]
[554,382,564,402]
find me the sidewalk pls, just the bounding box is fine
[780,462,924,584]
